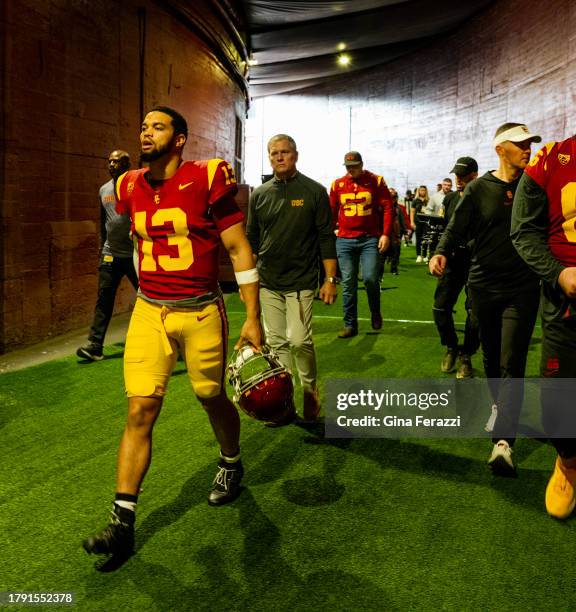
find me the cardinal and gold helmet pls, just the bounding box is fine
[227,344,295,425]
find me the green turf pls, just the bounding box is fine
[1,246,572,612]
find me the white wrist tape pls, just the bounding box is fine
[235,268,259,285]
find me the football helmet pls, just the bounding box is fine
[227,344,295,424]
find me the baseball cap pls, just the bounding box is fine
[493,124,542,147]
[344,151,363,166]
[450,156,478,176]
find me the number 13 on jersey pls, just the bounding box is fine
[133,207,194,272]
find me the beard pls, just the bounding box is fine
[140,140,172,163]
[110,164,130,181]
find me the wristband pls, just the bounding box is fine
[235,268,259,285]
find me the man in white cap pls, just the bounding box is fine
[430,122,542,476]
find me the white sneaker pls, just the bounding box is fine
[484,404,497,432]
[423,257,429,263]
[416,256,423,263]
[488,440,516,476]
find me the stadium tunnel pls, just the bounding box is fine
[1,0,574,352]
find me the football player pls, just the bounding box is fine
[512,136,576,518]
[83,106,262,566]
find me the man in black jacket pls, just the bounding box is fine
[432,157,480,378]
[429,123,542,475]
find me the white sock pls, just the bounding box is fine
[220,450,241,463]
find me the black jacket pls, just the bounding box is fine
[436,171,539,294]
[247,172,336,292]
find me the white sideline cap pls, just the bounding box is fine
[493,124,542,147]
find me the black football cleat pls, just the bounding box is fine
[208,459,244,506]
[83,505,135,559]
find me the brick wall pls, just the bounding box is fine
[246,0,576,193]
[0,0,247,352]
[4,0,575,351]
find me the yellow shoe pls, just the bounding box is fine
[545,457,576,519]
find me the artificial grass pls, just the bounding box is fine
[1,246,572,612]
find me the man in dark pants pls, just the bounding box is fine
[77,150,138,361]
[430,123,542,476]
[432,157,480,378]
[512,135,576,518]
[384,188,407,276]
[411,186,429,262]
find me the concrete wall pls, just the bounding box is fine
[246,0,576,192]
[0,0,247,352]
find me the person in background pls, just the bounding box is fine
[410,185,429,263]
[431,157,480,378]
[426,178,453,217]
[403,189,414,216]
[398,195,412,246]
[77,150,138,361]
[422,179,453,261]
[381,188,407,276]
[329,151,393,337]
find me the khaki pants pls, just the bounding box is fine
[259,288,317,391]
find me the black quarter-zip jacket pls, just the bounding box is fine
[247,172,336,292]
[436,171,539,294]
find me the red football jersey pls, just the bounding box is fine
[525,137,576,267]
[329,171,393,238]
[116,159,243,299]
